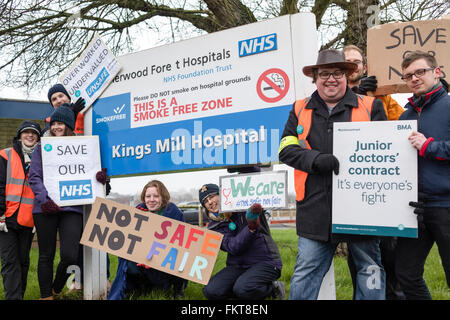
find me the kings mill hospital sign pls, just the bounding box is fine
[91,13,318,176]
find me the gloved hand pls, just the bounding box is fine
[96,168,108,185]
[358,76,378,94]
[41,199,61,214]
[409,192,428,225]
[246,203,262,231]
[313,154,339,174]
[71,97,86,115]
[0,215,8,233]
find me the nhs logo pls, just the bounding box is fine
[59,180,93,201]
[238,33,277,57]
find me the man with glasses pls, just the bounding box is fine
[343,45,404,121]
[279,49,387,300]
[395,50,450,300]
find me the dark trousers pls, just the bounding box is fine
[34,211,83,298]
[0,227,33,300]
[203,262,281,300]
[395,207,450,300]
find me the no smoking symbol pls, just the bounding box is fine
[256,68,290,103]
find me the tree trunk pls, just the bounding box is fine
[204,0,257,30]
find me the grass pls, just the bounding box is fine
[1,228,449,300]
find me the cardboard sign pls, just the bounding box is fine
[41,136,104,206]
[59,33,121,111]
[219,171,288,212]
[80,198,223,285]
[332,120,418,238]
[367,17,450,95]
[90,13,318,177]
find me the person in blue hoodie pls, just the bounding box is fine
[108,180,187,300]
[199,183,285,300]
[29,105,108,299]
[396,50,450,300]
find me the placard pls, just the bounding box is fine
[332,120,418,238]
[41,136,104,206]
[90,13,318,177]
[219,171,288,212]
[80,198,223,285]
[59,33,121,111]
[367,17,450,95]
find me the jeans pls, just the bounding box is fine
[395,207,450,300]
[203,262,281,300]
[290,236,385,300]
[34,211,83,298]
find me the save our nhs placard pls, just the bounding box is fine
[59,33,121,111]
[91,13,318,177]
[219,171,288,212]
[332,120,418,238]
[41,136,104,206]
[80,198,223,285]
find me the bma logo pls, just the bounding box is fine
[238,33,277,57]
[59,179,92,200]
[397,124,412,130]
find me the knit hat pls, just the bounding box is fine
[16,120,42,139]
[50,104,75,131]
[48,84,70,106]
[199,183,220,206]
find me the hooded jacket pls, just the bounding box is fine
[207,210,282,270]
[399,85,450,207]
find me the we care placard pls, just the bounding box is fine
[80,198,223,285]
[332,120,418,238]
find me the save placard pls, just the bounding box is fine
[332,120,418,238]
[219,171,288,212]
[80,198,223,285]
[59,33,121,110]
[41,136,104,206]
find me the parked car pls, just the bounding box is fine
[178,202,210,226]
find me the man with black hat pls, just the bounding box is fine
[278,49,387,300]
[0,120,41,299]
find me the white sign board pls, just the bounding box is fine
[91,13,318,176]
[219,171,288,212]
[41,136,104,206]
[59,33,121,110]
[332,120,418,238]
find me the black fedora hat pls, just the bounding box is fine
[303,49,358,78]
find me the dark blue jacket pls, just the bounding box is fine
[399,86,450,207]
[207,211,282,270]
[108,202,184,300]
[28,142,83,214]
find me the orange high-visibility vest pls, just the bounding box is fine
[294,95,374,201]
[0,148,35,227]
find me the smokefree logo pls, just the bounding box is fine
[93,92,130,132]
[59,179,93,200]
[238,33,277,57]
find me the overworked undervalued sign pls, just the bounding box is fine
[41,136,104,206]
[80,198,223,285]
[219,171,288,212]
[59,33,121,110]
[332,121,418,238]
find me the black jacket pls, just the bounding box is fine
[279,88,387,242]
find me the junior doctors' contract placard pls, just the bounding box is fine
[41,136,104,206]
[332,120,418,238]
